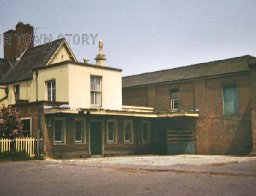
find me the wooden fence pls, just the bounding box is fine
[0,137,41,157]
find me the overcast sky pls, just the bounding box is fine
[0,0,256,76]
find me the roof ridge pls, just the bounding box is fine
[123,55,255,78]
[27,38,65,51]
[0,38,67,84]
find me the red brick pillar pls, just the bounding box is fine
[251,112,256,155]
[249,63,256,155]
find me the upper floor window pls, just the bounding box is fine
[223,85,238,116]
[14,85,20,101]
[124,120,133,143]
[90,76,102,106]
[142,121,151,143]
[107,120,117,144]
[170,89,180,111]
[46,80,56,102]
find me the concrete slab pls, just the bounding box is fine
[48,155,256,176]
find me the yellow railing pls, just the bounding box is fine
[0,137,40,157]
[0,138,12,152]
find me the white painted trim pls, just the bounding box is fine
[90,75,102,107]
[46,40,77,66]
[123,120,134,144]
[106,119,118,144]
[44,108,199,118]
[74,118,86,144]
[20,117,32,137]
[53,117,66,145]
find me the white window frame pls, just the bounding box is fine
[171,99,180,111]
[90,75,102,107]
[74,119,86,143]
[107,120,117,144]
[124,120,133,144]
[170,89,180,111]
[46,80,56,102]
[21,117,32,137]
[53,117,66,144]
[142,121,151,143]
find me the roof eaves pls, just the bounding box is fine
[122,70,250,88]
[34,60,122,72]
[45,39,77,66]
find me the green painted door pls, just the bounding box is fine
[167,130,195,154]
[90,121,102,155]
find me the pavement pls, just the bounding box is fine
[49,155,256,176]
[1,155,256,195]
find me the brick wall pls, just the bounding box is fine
[123,73,253,155]
[3,22,34,63]
[15,22,34,58]
[122,87,147,106]
[44,114,154,158]
[4,30,17,63]
[250,66,256,154]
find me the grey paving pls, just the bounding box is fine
[0,155,256,196]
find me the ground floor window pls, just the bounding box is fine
[142,121,151,143]
[124,120,133,143]
[54,118,65,144]
[74,119,85,143]
[21,118,32,137]
[107,120,117,143]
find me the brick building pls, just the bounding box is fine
[3,22,34,63]
[123,55,256,155]
[1,22,256,157]
[1,34,197,158]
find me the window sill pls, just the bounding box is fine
[53,142,66,145]
[124,141,134,144]
[74,141,87,144]
[171,109,180,112]
[107,141,117,144]
[222,113,240,119]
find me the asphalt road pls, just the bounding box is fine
[0,156,256,196]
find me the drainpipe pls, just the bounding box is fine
[36,71,38,102]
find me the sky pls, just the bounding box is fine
[0,0,256,76]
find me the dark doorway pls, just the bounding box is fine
[90,121,102,155]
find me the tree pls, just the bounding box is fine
[0,105,23,138]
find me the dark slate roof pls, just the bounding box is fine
[0,38,65,84]
[0,58,11,79]
[122,55,256,88]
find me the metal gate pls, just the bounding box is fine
[166,130,195,154]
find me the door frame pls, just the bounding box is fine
[89,120,104,156]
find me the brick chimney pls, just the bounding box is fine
[3,22,34,63]
[95,39,106,66]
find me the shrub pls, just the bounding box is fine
[0,105,23,138]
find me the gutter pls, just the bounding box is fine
[44,108,199,118]
[36,71,38,102]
